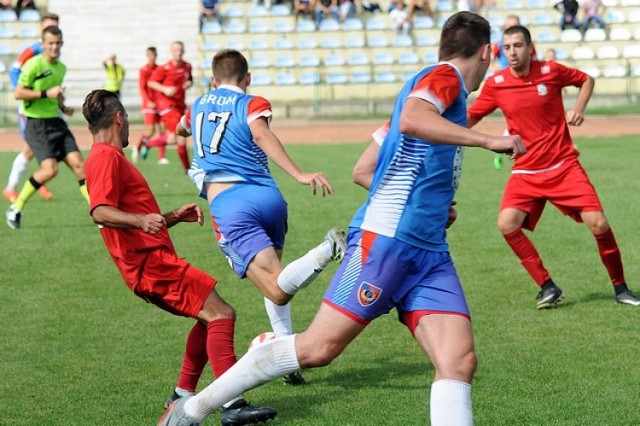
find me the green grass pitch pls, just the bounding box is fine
[0,136,639,425]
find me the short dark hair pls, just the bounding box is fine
[147,46,157,54]
[42,25,62,39]
[503,25,532,45]
[212,49,248,83]
[439,12,490,61]
[41,12,59,24]
[82,89,125,135]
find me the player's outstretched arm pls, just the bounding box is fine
[250,117,334,196]
[164,203,204,228]
[91,205,166,235]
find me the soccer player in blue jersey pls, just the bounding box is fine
[160,12,525,426]
[166,49,347,403]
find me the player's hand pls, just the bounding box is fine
[48,86,64,99]
[446,201,458,229]
[566,109,584,126]
[164,86,177,97]
[174,203,204,226]
[62,106,74,116]
[297,172,334,197]
[488,135,526,159]
[140,213,166,235]
[148,101,156,109]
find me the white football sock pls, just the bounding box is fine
[277,241,332,295]
[7,152,29,191]
[184,334,300,422]
[430,379,473,426]
[264,297,293,337]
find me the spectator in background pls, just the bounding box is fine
[553,0,580,31]
[15,0,37,17]
[102,53,125,98]
[200,0,222,32]
[407,0,432,19]
[390,1,411,34]
[0,0,12,10]
[315,0,339,25]
[293,0,315,25]
[582,0,605,30]
[338,0,356,21]
[545,48,557,61]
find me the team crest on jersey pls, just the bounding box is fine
[358,281,382,306]
[537,84,548,96]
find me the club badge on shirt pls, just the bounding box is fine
[537,83,548,96]
[358,281,382,306]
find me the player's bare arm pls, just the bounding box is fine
[401,98,525,158]
[176,121,190,137]
[14,84,63,101]
[566,75,594,126]
[91,205,166,235]
[147,80,176,97]
[164,203,204,228]
[249,117,334,196]
[352,141,380,190]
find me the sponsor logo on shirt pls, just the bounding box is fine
[358,281,382,306]
[537,83,548,96]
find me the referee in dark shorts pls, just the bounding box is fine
[6,26,89,230]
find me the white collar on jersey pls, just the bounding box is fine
[217,84,245,94]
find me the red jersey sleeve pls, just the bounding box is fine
[372,120,390,145]
[407,65,461,114]
[552,61,589,88]
[149,64,166,85]
[247,96,272,125]
[468,78,498,122]
[87,150,124,215]
[139,67,151,104]
[15,46,36,68]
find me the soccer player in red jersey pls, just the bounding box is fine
[468,25,640,309]
[82,89,277,425]
[132,46,167,163]
[148,41,193,171]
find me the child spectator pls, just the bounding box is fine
[390,1,411,34]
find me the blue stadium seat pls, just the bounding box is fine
[415,35,438,46]
[248,5,269,17]
[18,9,39,22]
[347,51,369,65]
[274,38,293,49]
[274,20,294,32]
[324,53,345,66]
[321,36,341,49]
[344,36,365,48]
[223,21,246,34]
[402,70,416,81]
[225,39,246,50]
[528,0,549,8]
[0,43,12,55]
[0,10,18,22]
[375,71,397,83]
[300,72,321,85]
[275,55,296,68]
[319,19,340,31]
[201,21,222,34]
[604,9,625,24]
[201,57,212,69]
[365,16,388,30]
[572,46,595,60]
[296,19,316,32]
[18,26,38,39]
[0,27,13,39]
[560,29,582,42]
[373,52,394,65]
[297,38,318,49]
[251,73,272,86]
[413,16,434,29]
[200,76,211,88]
[579,65,600,78]
[299,54,321,67]
[271,4,292,16]
[422,51,438,63]
[275,72,297,85]
[504,0,524,8]
[351,72,372,84]
[249,20,270,33]
[250,39,270,50]
[554,47,569,60]
[326,72,348,84]
[392,35,413,47]
[436,16,448,28]
[435,0,453,12]
[584,28,606,41]
[533,13,553,25]
[367,35,389,48]
[202,39,221,52]
[536,30,558,43]
[224,7,244,18]
[398,51,419,65]
[250,56,271,68]
[597,45,619,59]
[342,18,363,30]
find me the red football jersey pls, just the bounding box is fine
[85,143,175,289]
[139,63,157,107]
[469,60,588,171]
[149,60,193,111]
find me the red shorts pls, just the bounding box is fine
[159,106,184,134]
[134,248,217,318]
[142,109,160,126]
[500,158,603,231]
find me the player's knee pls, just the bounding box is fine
[267,288,293,306]
[434,348,477,381]
[302,344,339,368]
[589,216,610,235]
[497,217,519,234]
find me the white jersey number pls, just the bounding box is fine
[193,111,232,158]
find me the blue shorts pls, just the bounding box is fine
[209,183,287,278]
[323,230,470,323]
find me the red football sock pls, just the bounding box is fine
[176,322,209,392]
[594,228,625,285]
[158,144,166,159]
[206,318,237,378]
[177,144,190,172]
[503,229,551,286]
[146,133,168,148]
